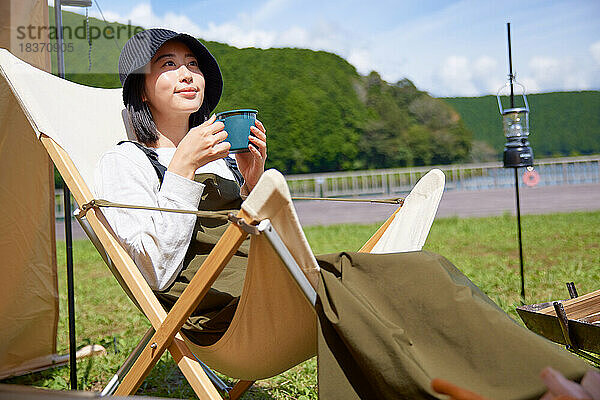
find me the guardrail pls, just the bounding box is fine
[55,155,600,219]
[285,155,600,198]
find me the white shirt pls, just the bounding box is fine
[94,141,238,291]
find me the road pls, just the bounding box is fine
[292,183,600,226]
[56,183,600,239]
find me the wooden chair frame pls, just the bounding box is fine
[42,133,400,399]
[43,134,249,399]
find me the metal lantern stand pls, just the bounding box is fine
[53,0,92,390]
[498,23,534,303]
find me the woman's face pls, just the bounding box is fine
[143,40,205,117]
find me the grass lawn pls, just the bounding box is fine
[2,211,599,398]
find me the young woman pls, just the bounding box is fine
[96,28,588,397]
[95,28,266,344]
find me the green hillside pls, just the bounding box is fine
[443,91,600,160]
[47,9,471,174]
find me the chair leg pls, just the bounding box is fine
[101,327,154,396]
[169,335,223,400]
[359,207,401,252]
[229,380,254,400]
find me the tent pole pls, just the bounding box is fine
[53,0,77,390]
[64,187,77,391]
[514,167,525,303]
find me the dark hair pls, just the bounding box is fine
[125,72,209,145]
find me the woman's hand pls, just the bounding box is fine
[236,119,267,194]
[168,114,231,180]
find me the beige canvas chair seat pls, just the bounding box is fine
[188,169,320,379]
[0,48,445,397]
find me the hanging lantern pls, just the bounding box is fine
[497,81,534,168]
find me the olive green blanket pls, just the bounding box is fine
[315,251,589,399]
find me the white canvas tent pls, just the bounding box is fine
[0,0,60,379]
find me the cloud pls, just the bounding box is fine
[472,56,504,94]
[591,41,600,66]
[200,22,277,48]
[432,55,505,97]
[528,57,562,88]
[433,56,477,96]
[85,1,372,75]
[57,0,600,96]
[347,48,376,75]
[250,0,293,26]
[87,2,207,37]
[127,3,153,27]
[518,77,540,94]
[526,56,593,92]
[81,2,351,53]
[200,18,359,59]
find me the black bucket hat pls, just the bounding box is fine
[118,28,223,114]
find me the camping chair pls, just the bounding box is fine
[0,49,445,399]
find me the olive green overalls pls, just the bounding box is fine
[155,172,250,346]
[126,142,249,346]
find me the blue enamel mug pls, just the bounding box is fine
[215,109,258,153]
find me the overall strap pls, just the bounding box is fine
[118,141,244,187]
[224,156,245,187]
[118,141,167,185]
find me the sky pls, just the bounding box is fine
[57,0,600,97]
